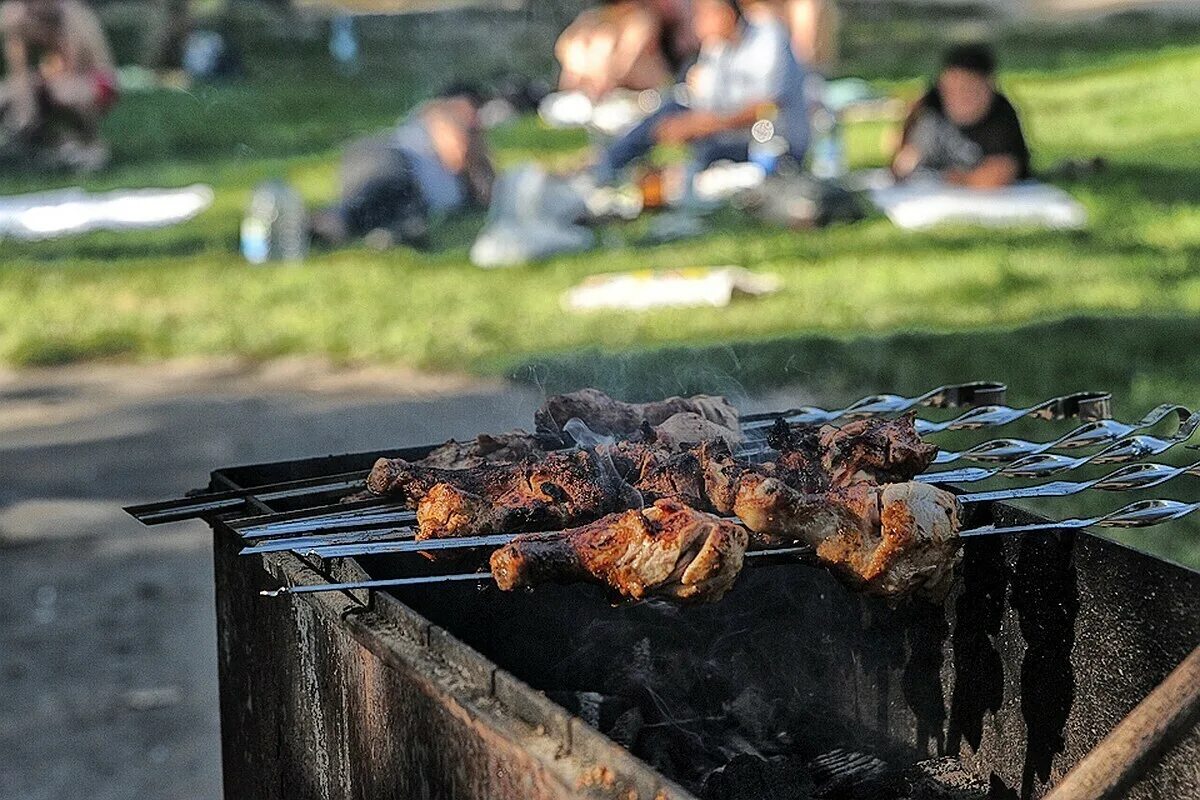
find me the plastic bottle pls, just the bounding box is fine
[330,14,361,75]
[747,104,788,176]
[241,180,308,265]
[810,107,846,180]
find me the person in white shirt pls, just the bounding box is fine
[595,0,809,183]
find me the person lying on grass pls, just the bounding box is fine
[310,84,495,251]
[891,43,1031,189]
[0,0,116,171]
[592,0,810,187]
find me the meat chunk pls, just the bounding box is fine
[814,481,961,598]
[369,443,710,541]
[536,388,740,443]
[699,439,961,598]
[419,431,546,470]
[650,411,742,450]
[768,413,938,490]
[490,499,749,603]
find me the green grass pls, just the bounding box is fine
[3,11,1200,373]
[4,7,1200,565]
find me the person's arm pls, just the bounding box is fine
[603,6,659,91]
[945,154,1021,189]
[58,5,115,75]
[890,94,932,179]
[654,103,765,144]
[657,23,795,144]
[1,2,30,79]
[460,127,495,208]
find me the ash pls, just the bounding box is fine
[388,557,995,800]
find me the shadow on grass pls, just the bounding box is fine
[512,314,1198,404]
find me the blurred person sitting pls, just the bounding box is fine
[556,0,695,101]
[0,0,116,170]
[892,43,1030,189]
[310,86,495,250]
[594,0,810,185]
[781,0,838,76]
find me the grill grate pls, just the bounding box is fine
[125,383,1200,598]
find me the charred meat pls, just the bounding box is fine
[371,443,709,540]
[490,499,748,603]
[418,431,548,470]
[701,440,961,597]
[768,414,938,491]
[535,388,740,444]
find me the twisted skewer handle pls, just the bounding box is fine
[934,404,1189,464]
[960,499,1200,537]
[741,381,1008,430]
[924,412,1200,485]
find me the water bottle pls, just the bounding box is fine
[241,180,308,265]
[747,104,788,176]
[330,14,361,75]
[810,107,846,180]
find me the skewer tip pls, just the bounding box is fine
[260,587,290,597]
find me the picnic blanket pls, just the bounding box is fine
[0,184,214,240]
[867,173,1087,231]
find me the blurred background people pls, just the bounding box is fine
[594,0,809,185]
[556,0,685,100]
[782,0,839,75]
[891,43,1030,188]
[310,85,495,250]
[0,0,116,170]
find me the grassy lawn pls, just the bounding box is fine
[3,7,1200,564]
[3,9,1200,373]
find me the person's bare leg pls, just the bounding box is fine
[43,74,109,170]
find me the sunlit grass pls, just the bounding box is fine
[2,11,1200,374]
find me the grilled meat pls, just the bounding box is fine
[419,431,547,470]
[490,499,748,603]
[767,414,938,491]
[370,443,708,541]
[415,402,740,472]
[813,481,961,598]
[700,441,961,597]
[535,388,740,444]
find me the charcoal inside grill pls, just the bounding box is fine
[699,751,989,800]
[380,556,1003,798]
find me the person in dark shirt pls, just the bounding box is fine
[892,43,1030,188]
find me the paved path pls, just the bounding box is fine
[0,360,542,800]
[0,359,811,800]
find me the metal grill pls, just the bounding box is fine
[125,381,1200,598]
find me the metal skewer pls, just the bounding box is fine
[735,381,1009,432]
[261,496,1200,597]
[958,459,1200,504]
[931,404,1189,464]
[260,546,817,596]
[921,411,1200,485]
[961,499,1200,537]
[236,413,1200,543]
[125,471,368,525]
[246,455,1200,558]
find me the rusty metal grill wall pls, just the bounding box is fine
[209,446,1200,800]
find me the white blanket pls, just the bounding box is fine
[0,184,214,240]
[868,175,1087,231]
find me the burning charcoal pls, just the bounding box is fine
[723,686,783,750]
[807,748,894,799]
[545,690,635,733]
[901,758,990,800]
[701,753,816,800]
[606,705,644,750]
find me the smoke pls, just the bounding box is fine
[563,417,645,510]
